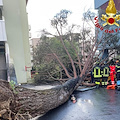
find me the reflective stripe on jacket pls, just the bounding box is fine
[93,66,102,78]
[103,66,110,77]
[116,65,120,73]
[95,81,100,85]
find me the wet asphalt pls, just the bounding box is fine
[38,88,120,120]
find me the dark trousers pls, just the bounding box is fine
[116,72,120,81]
[91,71,93,83]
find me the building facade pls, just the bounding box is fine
[95,0,120,11]
[29,37,41,66]
[94,0,120,60]
[0,0,31,83]
[0,1,7,80]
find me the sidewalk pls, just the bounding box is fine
[21,84,57,90]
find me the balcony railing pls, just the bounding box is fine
[0,20,7,41]
[0,0,3,8]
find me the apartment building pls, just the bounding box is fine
[95,0,120,10]
[94,0,120,60]
[0,1,7,80]
[0,0,31,83]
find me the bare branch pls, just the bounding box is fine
[48,72,69,81]
[56,25,77,78]
[68,31,82,72]
[49,46,72,79]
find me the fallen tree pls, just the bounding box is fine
[0,78,79,119]
[0,10,118,120]
[34,10,118,83]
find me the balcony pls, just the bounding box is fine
[0,0,3,8]
[0,20,7,41]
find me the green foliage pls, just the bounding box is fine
[9,80,18,94]
[32,9,96,83]
[33,36,78,83]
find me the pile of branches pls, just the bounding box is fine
[0,80,32,120]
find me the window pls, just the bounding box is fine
[0,42,5,52]
[0,8,2,20]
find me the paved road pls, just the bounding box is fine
[38,88,120,120]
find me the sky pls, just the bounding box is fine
[27,0,96,38]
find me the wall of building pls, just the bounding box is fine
[3,0,31,83]
[94,0,108,9]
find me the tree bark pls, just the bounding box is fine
[0,78,80,119]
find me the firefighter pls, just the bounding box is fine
[109,62,116,85]
[92,62,102,87]
[115,60,120,90]
[107,60,116,89]
[102,63,110,87]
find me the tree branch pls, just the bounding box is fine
[49,47,72,79]
[56,25,77,78]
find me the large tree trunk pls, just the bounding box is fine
[0,78,80,119]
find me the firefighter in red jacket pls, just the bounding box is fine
[107,60,116,89]
[109,63,116,85]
